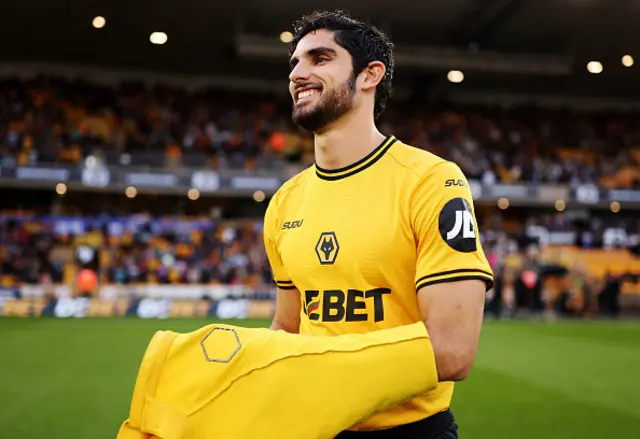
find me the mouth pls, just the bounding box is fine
[295,87,322,103]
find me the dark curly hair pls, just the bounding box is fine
[290,10,395,120]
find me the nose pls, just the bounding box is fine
[289,62,311,84]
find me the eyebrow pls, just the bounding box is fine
[289,46,338,68]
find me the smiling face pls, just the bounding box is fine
[288,29,358,133]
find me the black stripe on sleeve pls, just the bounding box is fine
[416,275,494,293]
[274,279,296,290]
[416,269,493,286]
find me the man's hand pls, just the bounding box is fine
[269,287,302,333]
[417,279,486,382]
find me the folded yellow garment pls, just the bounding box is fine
[117,321,438,439]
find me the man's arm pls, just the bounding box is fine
[417,279,485,381]
[410,161,494,382]
[270,287,302,333]
[262,193,302,333]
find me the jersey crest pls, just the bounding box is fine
[315,232,339,265]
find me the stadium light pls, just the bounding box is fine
[253,190,266,203]
[56,183,67,196]
[447,70,464,83]
[150,32,168,45]
[497,198,509,210]
[587,61,603,74]
[280,31,293,43]
[92,16,106,29]
[622,55,634,67]
[125,186,137,198]
[610,201,621,213]
[188,188,200,201]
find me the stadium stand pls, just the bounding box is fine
[1,69,640,318]
[1,196,638,319]
[2,76,640,187]
[0,212,271,288]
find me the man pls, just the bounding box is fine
[264,10,494,438]
[117,321,440,439]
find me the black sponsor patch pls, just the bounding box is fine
[438,198,477,253]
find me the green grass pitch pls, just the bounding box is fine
[0,318,638,439]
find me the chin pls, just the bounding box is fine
[293,108,313,121]
[292,113,325,133]
[292,107,316,124]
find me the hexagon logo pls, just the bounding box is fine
[315,231,339,265]
[200,327,242,363]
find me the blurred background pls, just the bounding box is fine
[0,1,639,438]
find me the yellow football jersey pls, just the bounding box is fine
[263,134,494,431]
[116,322,439,439]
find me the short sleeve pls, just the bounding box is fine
[411,161,494,292]
[263,195,296,290]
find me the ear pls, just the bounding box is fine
[359,61,386,92]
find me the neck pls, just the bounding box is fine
[314,108,386,170]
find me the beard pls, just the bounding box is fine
[292,76,356,133]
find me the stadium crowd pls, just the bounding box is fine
[0,207,636,318]
[0,214,272,290]
[1,75,640,187]
[1,72,639,318]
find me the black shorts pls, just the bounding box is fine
[334,409,458,439]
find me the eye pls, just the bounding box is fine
[315,56,328,65]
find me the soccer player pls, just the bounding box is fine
[264,10,494,438]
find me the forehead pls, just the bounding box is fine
[291,29,348,59]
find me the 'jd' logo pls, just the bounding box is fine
[447,210,476,240]
[304,288,391,322]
